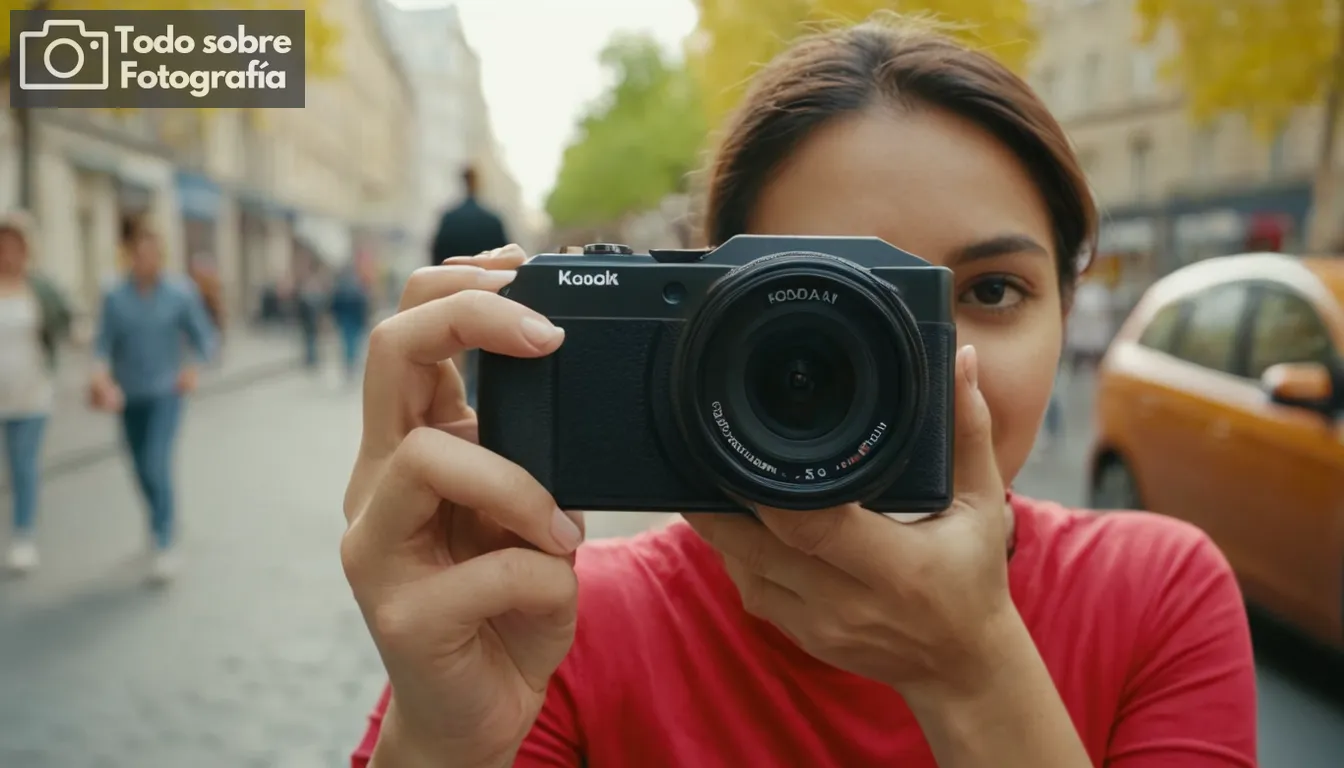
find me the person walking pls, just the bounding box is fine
[89,216,217,585]
[0,212,71,575]
[329,262,371,385]
[293,249,329,374]
[430,166,510,406]
[1064,277,1114,375]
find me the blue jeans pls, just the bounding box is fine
[121,395,183,550]
[337,321,366,379]
[4,415,48,537]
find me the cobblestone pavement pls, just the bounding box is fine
[0,368,1341,766]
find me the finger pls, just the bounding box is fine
[683,513,858,595]
[720,554,808,640]
[441,243,528,268]
[952,344,1003,507]
[346,426,581,566]
[752,504,903,588]
[398,265,517,312]
[373,547,577,690]
[361,290,565,458]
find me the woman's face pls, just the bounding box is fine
[0,230,28,277]
[747,105,1064,489]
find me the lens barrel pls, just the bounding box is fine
[671,251,928,510]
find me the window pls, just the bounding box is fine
[1131,48,1158,98]
[1246,288,1336,380]
[1081,53,1101,110]
[1036,66,1057,106]
[1130,137,1151,200]
[1137,302,1186,353]
[1172,283,1251,374]
[1268,128,1289,178]
[1192,126,1217,180]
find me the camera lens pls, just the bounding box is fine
[745,328,854,440]
[671,251,928,510]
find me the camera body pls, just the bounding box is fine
[478,235,957,513]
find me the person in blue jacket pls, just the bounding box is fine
[89,215,217,586]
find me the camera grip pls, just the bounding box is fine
[477,352,557,492]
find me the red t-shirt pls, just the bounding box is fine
[352,495,1257,767]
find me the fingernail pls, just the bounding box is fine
[551,507,583,552]
[521,316,564,348]
[477,269,517,288]
[962,345,979,391]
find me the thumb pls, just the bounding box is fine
[952,345,1003,507]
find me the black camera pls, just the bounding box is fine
[478,236,956,513]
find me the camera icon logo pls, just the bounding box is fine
[18,19,110,91]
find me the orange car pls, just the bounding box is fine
[1089,253,1344,649]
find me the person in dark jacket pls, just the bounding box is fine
[430,166,510,405]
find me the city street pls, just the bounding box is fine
[0,368,1342,766]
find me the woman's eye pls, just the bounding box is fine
[958,277,1025,310]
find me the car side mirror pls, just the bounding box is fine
[1261,362,1335,414]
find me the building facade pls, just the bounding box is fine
[1029,0,1337,304]
[378,2,532,276]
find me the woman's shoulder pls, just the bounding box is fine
[1009,494,1245,649]
[1012,493,1231,580]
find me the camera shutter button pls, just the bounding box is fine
[582,243,634,256]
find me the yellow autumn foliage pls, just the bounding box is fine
[687,0,1036,127]
[1134,0,1338,138]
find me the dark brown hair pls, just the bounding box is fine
[121,213,150,246]
[704,20,1097,299]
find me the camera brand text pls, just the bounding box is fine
[710,401,778,476]
[767,288,839,305]
[558,269,620,287]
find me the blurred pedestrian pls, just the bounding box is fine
[1039,369,1064,453]
[294,249,328,373]
[330,261,371,385]
[430,166,510,406]
[0,212,71,575]
[89,215,217,585]
[1065,277,1114,375]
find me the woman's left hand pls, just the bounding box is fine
[682,344,1019,700]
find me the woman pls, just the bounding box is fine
[0,212,70,574]
[342,20,1256,767]
[90,216,217,584]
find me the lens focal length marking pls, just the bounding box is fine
[709,400,889,485]
[710,401,780,477]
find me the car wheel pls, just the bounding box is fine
[1090,456,1142,511]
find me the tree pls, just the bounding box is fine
[546,32,707,229]
[1134,0,1342,250]
[0,0,340,211]
[687,0,1037,128]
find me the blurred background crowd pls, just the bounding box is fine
[1,0,1343,766]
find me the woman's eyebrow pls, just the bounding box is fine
[946,234,1049,266]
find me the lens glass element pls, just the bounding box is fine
[744,326,855,441]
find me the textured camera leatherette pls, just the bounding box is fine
[479,320,722,510]
[478,353,557,490]
[868,321,956,511]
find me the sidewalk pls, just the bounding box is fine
[3,324,303,489]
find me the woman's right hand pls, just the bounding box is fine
[341,245,585,768]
